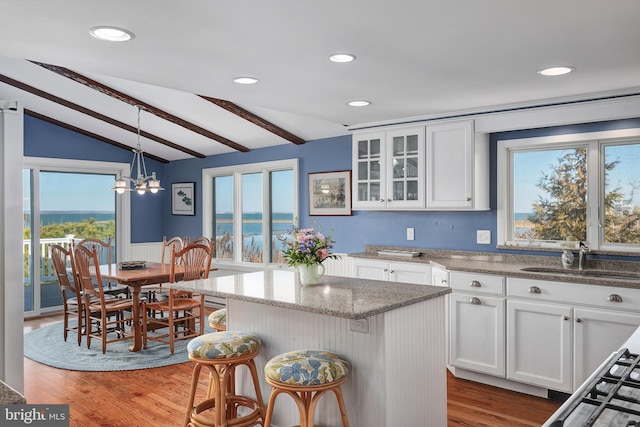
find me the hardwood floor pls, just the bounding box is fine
[23,314,560,426]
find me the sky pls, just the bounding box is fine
[23,170,116,212]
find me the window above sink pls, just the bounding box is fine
[497,128,640,254]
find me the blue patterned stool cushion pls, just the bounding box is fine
[188,332,261,360]
[208,308,227,327]
[265,350,350,386]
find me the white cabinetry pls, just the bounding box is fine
[506,277,640,393]
[352,127,425,209]
[352,258,432,285]
[449,272,506,377]
[506,299,573,392]
[351,120,489,211]
[425,121,489,210]
[573,307,640,389]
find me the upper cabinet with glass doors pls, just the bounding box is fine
[352,120,489,211]
[352,126,425,209]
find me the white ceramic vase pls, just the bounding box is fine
[561,250,574,269]
[298,263,325,286]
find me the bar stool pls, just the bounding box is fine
[184,331,265,427]
[263,349,350,427]
[208,308,227,331]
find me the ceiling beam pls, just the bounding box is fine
[32,61,250,153]
[200,95,306,145]
[0,73,205,158]
[25,109,169,163]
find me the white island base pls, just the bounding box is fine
[228,296,447,427]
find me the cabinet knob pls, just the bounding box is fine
[470,280,481,287]
[607,294,623,303]
[441,279,448,284]
[576,318,582,323]
[383,268,388,272]
[380,199,385,203]
[563,316,570,321]
[389,270,395,274]
[470,297,481,305]
[528,286,542,294]
[466,197,471,201]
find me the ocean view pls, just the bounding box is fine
[25,211,115,227]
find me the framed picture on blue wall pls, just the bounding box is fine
[172,182,195,215]
[308,170,352,216]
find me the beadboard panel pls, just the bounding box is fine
[385,297,447,426]
[228,295,447,427]
[126,242,161,263]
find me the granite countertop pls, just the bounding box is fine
[168,270,450,320]
[0,381,26,404]
[352,245,640,289]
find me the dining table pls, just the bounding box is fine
[97,262,193,352]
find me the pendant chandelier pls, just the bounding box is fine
[112,105,164,195]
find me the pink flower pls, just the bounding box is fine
[317,248,329,260]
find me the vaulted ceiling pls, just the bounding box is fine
[1,1,639,161]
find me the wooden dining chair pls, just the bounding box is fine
[73,244,134,354]
[73,237,112,267]
[142,241,212,354]
[50,244,84,345]
[161,236,184,264]
[186,236,211,247]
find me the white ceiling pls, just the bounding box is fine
[1,0,639,161]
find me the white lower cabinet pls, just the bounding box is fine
[449,272,506,376]
[573,307,640,389]
[507,277,640,393]
[506,299,573,392]
[450,293,505,376]
[352,258,432,285]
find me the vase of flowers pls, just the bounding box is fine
[280,224,339,286]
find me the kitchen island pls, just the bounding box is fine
[169,269,450,427]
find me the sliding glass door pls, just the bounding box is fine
[23,158,127,317]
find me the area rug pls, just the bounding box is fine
[24,322,213,371]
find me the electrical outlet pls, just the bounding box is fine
[477,230,491,244]
[407,227,415,240]
[350,318,369,333]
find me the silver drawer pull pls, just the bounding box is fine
[470,280,481,287]
[470,297,481,305]
[528,286,542,294]
[607,294,623,303]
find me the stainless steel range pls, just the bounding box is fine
[545,348,640,426]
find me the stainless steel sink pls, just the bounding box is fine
[520,266,640,280]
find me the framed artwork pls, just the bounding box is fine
[308,170,352,216]
[171,182,195,215]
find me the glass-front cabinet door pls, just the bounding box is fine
[386,127,424,208]
[353,132,386,208]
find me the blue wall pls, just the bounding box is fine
[24,113,640,255]
[24,114,166,242]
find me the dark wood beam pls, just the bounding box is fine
[32,61,250,153]
[0,73,205,158]
[25,109,169,163]
[200,95,306,145]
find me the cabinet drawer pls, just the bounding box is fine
[450,271,505,295]
[507,277,640,311]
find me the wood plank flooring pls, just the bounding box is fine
[23,314,560,426]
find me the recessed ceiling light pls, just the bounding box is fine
[537,66,575,76]
[329,53,356,63]
[348,100,371,107]
[89,26,134,42]
[233,77,259,85]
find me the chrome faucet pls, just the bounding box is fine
[578,241,591,270]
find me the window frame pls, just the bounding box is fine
[497,128,640,253]
[202,159,299,267]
